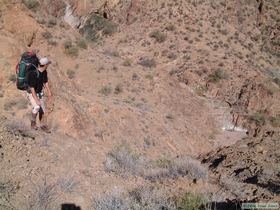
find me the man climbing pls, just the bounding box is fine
[27,56,53,133]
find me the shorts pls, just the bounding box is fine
[27,92,46,114]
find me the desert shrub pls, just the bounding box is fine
[93,189,130,210]
[104,145,207,182]
[167,52,177,60]
[92,186,175,210]
[270,116,280,127]
[129,186,176,210]
[80,14,117,41]
[273,77,280,87]
[22,0,39,11]
[195,85,207,97]
[208,69,226,83]
[47,18,57,27]
[132,73,140,81]
[0,181,19,209]
[104,144,145,176]
[263,82,279,95]
[63,40,79,57]
[36,16,46,25]
[99,85,112,96]
[149,30,167,43]
[42,31,52,39]
[58,177,78,194]
[165,24,176,31]
[26,179,58,210]
[114,84,123,94]
[176,192,210,210]
[123,58,132,66]
[66,69,75,79]
[77,38,88,49]
[145,156,208,182]
[138,58,156,68]
[47,40,57,46]
[249,110,266,126]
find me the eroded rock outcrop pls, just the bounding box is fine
[202,132,280,202]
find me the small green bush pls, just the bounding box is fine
[208,69,226,83]
[63,40,79,57]
[122,58,132,66]
[273,78,280,87]
[176,192,210,210]
[114,84,123,94]
[42,31,52,39]
[270,116,280,127]
[249,110,266,126]
[149,30,167,43]
[138,58,156,68]
[165,24,176,31]
[99,85,112,96]
[80,14,117,41]
[77,39,88,49]
[47,18,57,27]
[66,69,75,79]
[22,0,39,11]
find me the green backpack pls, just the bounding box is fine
[16,51,39,90]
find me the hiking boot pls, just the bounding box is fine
[40,125,51,133]
[31,121,38,130]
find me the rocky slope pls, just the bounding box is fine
[0,0,279,209]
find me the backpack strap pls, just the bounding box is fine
[20,61,39,77]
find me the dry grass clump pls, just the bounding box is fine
[92,186,176,210]
[176,192,211,210]
[0,181,19,209]
[145,156,208,182]
[104,144,146,176]
[92,186,213,210]
[26,179,58,210]
[58,177,78,194]
[104,145,207,182]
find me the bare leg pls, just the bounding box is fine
[31,112,38,129]
[39,108,51,133]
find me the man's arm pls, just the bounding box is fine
[44,82,52,98]
[30,87,41,106]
